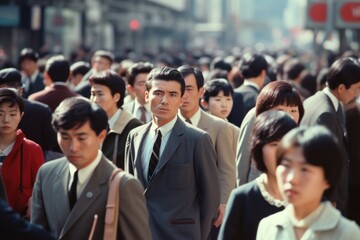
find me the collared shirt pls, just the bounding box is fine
[68,150,102,198]
[0,141,15,157]
[323,87,339,111]
[134,99,151,123]
[243,80,260,91]
[141,116,177,183]
[179,107,202,127]
[108,108,121,129]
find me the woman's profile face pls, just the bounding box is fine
[0,102,22,135]
[262,141,279,177]
[276,147,329,210]
[272,104,300,124]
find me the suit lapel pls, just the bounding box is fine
[134,124,151,187]
[59,157,109,238]
[197,110,209,131]
[52,161,71,230]
[149,119,184,185]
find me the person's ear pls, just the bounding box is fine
[145,91,149,103]
[98,129,107,143]
[114,93,120,103]
[200,99,209,110]
[127,85,135,98]
[199,87,205,98]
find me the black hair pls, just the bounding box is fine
[0,88,24,113]
[45,55,70,83]
[146,66,185,96]
[127,62,154,86]
[52,97,108,135]
[239,53,268,79]
[327,57,360,90]
[251,110,297,173]
[70,61,90,76]
[92,50,114,65]
[177,65,204,90]
[203,78,234,103]
[89,70,125,108]
[276,126,343,200]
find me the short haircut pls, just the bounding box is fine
[256,80,304,122]
[18,48,39,65]
[239,53,268,79]
[127,62,154,86]
[251,110,297,173]
[276,126,343,200]
[52,97,108,135]
[45,55,70,83]
[92,50,114,65]
[283,58,306,80]
[327,57,360,90]
[177,65,204,90]
[203,78,234,103]
[146,66,185,97]
[210,57,232,72]
[89,70,125,108]
[207,69,228,81]
[70,61,90,76]
[0,88,24,113]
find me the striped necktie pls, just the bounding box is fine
[148,130,162,181]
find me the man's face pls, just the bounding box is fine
[180,74,203,117]
[57,121,106,169]
[145,79,182,127]
[339,82,360,105]
[133,73,148,104]
[92,56,111,73]
[90,84,119,118]
[20,59,37,76]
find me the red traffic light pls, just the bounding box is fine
[129,19,140,31]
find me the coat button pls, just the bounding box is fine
[86,192,93,198]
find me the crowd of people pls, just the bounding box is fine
[0,46,360,240]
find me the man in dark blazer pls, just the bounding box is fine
[227,53,268,127]
[125,67,220,240]
[0,68,60,155]
[178,65,235,237]
[18,48,45,98]
[28,55,77,112]
[300,57,360,215]
[31,97,151,240]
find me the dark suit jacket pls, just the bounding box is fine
[75,83,91,99]
[300,91,348,214]
[0,199,55,240]
[19,99,59,152]
[228,84,259,127]
[102,109,143,169]
[125,118,220,240]
[23,73,45,98]
[31,155,151,240]
[28,83,78,112]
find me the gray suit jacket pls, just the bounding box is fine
[31,155,151,240]
[125,117,220,240]
[197,111,236,204]
[300,91,348,214]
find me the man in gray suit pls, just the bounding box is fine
[178,65,235,236]
[31,97,151,240]
[301,57,360,215]
[125,66,220,240]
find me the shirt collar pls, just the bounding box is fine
[30,70,40,83]
[108,108,121,129]
[150,115,178,136]
[0,141,15,156]
[134,98,150,112]
[179,107,202,126]
[243,80,260,91]
[323,87,339,111]
[68,150,102,186]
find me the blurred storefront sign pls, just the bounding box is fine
[306,0,360,28]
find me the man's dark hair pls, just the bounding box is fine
[45,55,70,83]
[283,58,306,80]
[0,88,24,113]
[70,61,90,76]
[203,78,234,103]
[127,62,154,86]
[251,110,297,173]
[327,57,360,90]
[210,57,232,72]
[52,97,108,135]
[276,126,343,200]
[89,70,125,108]
[146,67,185,96]
[18,48,39,65]
[239,53,268,79]
[177,65,204,90]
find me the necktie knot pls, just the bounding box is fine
[185,118,192,124]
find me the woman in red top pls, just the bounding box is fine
[0,88,44,218]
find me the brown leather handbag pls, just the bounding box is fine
[88,168,125,240]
